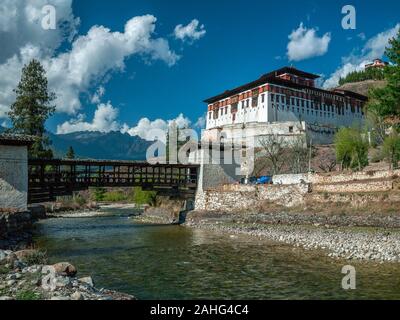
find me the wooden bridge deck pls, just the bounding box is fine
[28,159,199,204]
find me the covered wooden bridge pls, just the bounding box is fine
[28,159,199,204]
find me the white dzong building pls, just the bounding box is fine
[202,67,367,146]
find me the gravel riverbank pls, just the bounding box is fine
[185,219,400,263]
[0,249,135,300]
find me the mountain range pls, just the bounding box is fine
[48,131,153,160]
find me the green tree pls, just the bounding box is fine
[368,30,400,121]
[65,146,75,159]
[382,132,400,169]
[8,59,56,159]
[334,127,369,171]
[338,67,385,86]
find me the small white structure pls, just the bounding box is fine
[0,134,34,212]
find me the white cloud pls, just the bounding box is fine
[0,2,180,118]
[0,0,79,64]
[174,19,206,43]
[287,23,331,61]
[194,115,206,129]
[58,109,193,142]
[323,24,400,88]
[91,86,106,104]
[56,102,120,134]
[123,113,191,141]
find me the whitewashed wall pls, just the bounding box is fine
[0,145,28,211]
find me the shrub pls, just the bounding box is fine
[20,250,48,266]
[334,127,369,171]
[132,187,157,206]
[92,187,106,201]
[382,132,400,169]
[102,191,128,202]
[73,194,87,207]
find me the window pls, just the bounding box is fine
[261,94,265,103]
[289,126,294,133]
[208,112,212,120]
[252,96,258,107]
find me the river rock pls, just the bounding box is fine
[50,296,71,300]
[71,291,83,300]
[14,249,38,260]
[7,280,16,286]
[0,250,6,262]
[55,276,72,288]
[0,296,13,300]
[79,276,94,287]
[14,260,27,271]
[5,253,17,264]
[52,262,77,277]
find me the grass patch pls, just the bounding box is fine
[0,265,11,274]
[16,290,42,300]
[20,250,48,266]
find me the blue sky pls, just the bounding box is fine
[0,0,399,139]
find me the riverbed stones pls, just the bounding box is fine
[55,276,72,288]
[0,250,136,300]
[71,291,83,300]
[79,276,94,287]
[0,250,6,262]
[52,262,77,277]
[186,217,400,263]
[14,249,37,260]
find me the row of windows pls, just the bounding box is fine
[210,83,366,112]
[271,94,363,114]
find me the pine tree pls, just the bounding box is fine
[65,146,75,159]
[8,59,56,159]
[368,30,400,122]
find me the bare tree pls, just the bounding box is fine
[258,135,286,175]
[366,109,388,146]
[287,136,309,174]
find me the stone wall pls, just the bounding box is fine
[0,145,28,211]
[195,184,309,211]
[190,147,244,192]
[312,180,393,193]
[0,211,32,239]
[273,169,400,186]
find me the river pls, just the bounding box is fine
[33,207,400,300]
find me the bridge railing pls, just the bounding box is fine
[28,159,199,203]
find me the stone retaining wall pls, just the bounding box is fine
[273,169,400,185]
[0,211,32,239]
[312,180,394,193]
[195,184,309,211]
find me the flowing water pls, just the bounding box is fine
[33,207,400,300]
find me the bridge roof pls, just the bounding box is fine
[0,134,36,146]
